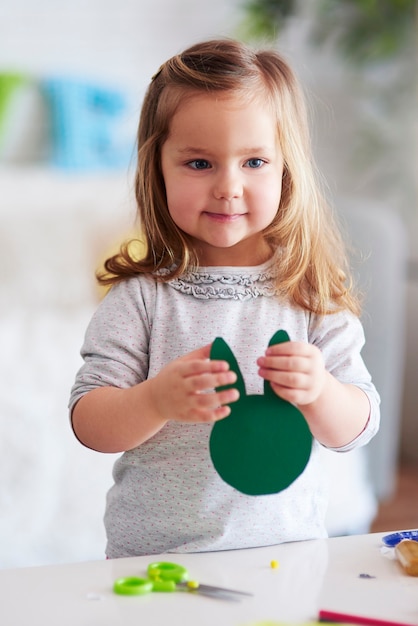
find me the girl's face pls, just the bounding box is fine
[161,91,284,266]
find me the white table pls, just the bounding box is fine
[1,531,417,625]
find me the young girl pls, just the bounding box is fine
[70,38,380,558]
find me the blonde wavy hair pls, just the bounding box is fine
[98,38,359,316]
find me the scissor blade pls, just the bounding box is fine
[177,581,252,600]
[197,583,253,597]
[194,588,242,602]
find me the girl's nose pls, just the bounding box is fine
[213,169,243,201]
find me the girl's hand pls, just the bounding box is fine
[149,344,240,423]
[257,341,326,407]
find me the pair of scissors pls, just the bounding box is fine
[113,561,253,602]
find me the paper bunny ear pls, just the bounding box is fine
[264,329,290,399]
[211,331,291,398]
[269,329,290,346]
[210,337,246,396]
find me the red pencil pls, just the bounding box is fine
[318,609,415,626]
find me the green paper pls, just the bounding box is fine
[209,330,312,496]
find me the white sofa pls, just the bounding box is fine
[0,168,131,568]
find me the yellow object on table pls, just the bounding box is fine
[395,539,418,576]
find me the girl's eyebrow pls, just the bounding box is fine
[176,146,209,155]
[176,145,274,156]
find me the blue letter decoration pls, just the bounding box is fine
[42,78,131,170]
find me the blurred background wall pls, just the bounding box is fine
[0,0,416,568]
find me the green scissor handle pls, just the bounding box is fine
[113,561,252,600]
[113,562,190,595]
[147,561,189,583]
[113,576,154,595]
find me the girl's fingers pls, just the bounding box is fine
[193,386,239,408]
[260,369,307,390]
[179,358,231,379]
[212,405,232,420]
[187,369,237,392]
[187,404,232,423]
[258,355,308,374]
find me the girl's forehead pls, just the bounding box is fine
[177,87,269,108]
[169,88,276,123]
[158,86,281,148]
[163,91,281,153]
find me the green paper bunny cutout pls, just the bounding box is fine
[209,330,312,496]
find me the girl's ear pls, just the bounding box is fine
[210,337,246,397]
[264,330,291,398]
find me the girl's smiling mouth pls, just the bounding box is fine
[203,212,245,222]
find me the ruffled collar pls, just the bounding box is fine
[165,261,278,301]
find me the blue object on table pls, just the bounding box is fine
[382,530,418,547]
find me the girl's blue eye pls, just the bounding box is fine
[189,159,210,170]
[246,158,265,169]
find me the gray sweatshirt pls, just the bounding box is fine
[69,261,380,558]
